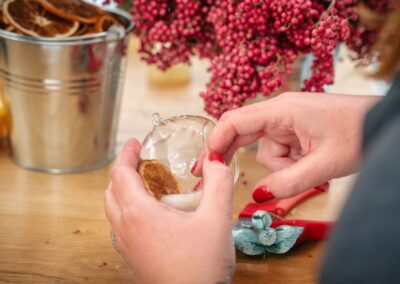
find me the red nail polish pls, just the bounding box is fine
[253,186,275,203]
[315,182,330,192]
[191,161,198,174]
[208,151,224,164]
[193,180,203,192]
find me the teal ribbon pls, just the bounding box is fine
[232,210,304,256]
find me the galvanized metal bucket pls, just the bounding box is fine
[0,9,134,173]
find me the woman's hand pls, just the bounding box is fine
[194,92,379,201]
[104,140,235,284]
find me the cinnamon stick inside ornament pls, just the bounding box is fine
[138,160,181,200]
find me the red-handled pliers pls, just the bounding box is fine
[237,187,334,247]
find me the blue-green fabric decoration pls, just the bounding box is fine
[265,225,304,254]
[251,210,272,229]
[233,210,304,256]
[232,227,265,256]
[258,228,277,246]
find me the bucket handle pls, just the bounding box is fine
[105,25,126,41]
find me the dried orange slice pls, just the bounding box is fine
[74,23,98,36]
[74,24,87,36]
[38,0,103,24]
[4,25,25,35]
[0,10,8,29]
[5,25,15,32]
[74,23,88,35]
[3,0,79,38]
[85,26,98,35]
[0,92,11,138]
[95,14,122,33]
[139,160,181,200]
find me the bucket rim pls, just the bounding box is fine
[0,7,134,45]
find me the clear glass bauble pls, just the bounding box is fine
[140,113,239,211]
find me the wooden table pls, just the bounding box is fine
[0,37,358,283]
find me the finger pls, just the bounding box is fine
[198,152,234,218]
[223,132,264,164]
[256,137,296,170]
[109,229,120,253]
[253,149,334,199]
[192,132,263,177]
[111,164,156,208]
[114,139,142,169]
[109,229,129,257]
[191,148,207,177]
[104,184,121,227]
[111,138,157,207]
[315,181,331,192]
[208,102,283,154]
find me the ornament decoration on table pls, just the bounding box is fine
[234,187,334,256]
[0,0,125,38]
[233,210,304,256]
[112,0,391,118]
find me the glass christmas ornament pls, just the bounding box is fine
[140,113,239,211]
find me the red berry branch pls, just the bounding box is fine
[113,0,390,118]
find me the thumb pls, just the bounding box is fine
[253,150,333,201]
[198,152,234,217]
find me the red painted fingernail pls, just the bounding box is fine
[315,182,330,192]
[193,180,203,192]
[208,151,225,164]
[191,161,198,174]
[253,186,275,203]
